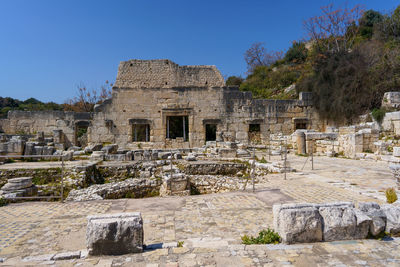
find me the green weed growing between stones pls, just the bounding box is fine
[241,228,281,245]
[386,188,398,204]
[0,196,8,207]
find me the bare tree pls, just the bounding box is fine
[303,4,364,54]
[376,7,400,41]
[64,81,112,112]
[244,42,284,72]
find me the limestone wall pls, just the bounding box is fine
[382,111,400,136]
[0,111,92,146]
[114,59,225,89]
[0,60,322,150]
[90,85,321,149]
[382,92,400,109]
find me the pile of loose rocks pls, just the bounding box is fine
[273,202,400,244]
[0,177,38,199]
[66,178,160,201]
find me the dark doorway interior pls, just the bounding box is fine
[295,122,307,130]
[249,123,261,143]
[75,121,89,147]
[167,116,189,141]
[132,124,150,142]
[205,124,217,141]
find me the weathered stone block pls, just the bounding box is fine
[1,177,32,190]
[86,213,143,255]
[394,147,400,157]
[366,209,387,236]
[354,209,372,239]
[160,173,189,197]
[218,148,236,158]
[90,151,105,161]
[273,204,323,244]
[319,206,357,241]
[358,202,380,212]
[101,144,118,154]
[185,153,197,161]
[381,205,400,235]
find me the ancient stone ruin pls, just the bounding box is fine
[0,177,37,198]
[0,59,399,264]
[0,59,319,151]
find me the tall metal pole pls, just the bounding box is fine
[284,140,287,180]
[311,141,314,170]
[183,117,186,142]
[170,149,173,174]
[61,155,64,202]
[252,149,255,193]
[268,134,271,161]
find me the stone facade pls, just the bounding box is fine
[89,59,320,149]
[0,59,321,150]
[382,92,400,109]
[0,111,92,147]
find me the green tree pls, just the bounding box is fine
[359,10,383,39]
[226,76,244,87]
[284,41,308,64]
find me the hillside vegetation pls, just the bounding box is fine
[228,4,400,124]
[0,97,63,118]
[0,81,112,117]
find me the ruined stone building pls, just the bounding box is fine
[0,59,320,149]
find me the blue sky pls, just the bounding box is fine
[0,0,398,103]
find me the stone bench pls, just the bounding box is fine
[273,202,400,244]
[86,212,143,255]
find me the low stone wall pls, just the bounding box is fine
[189,175,250,194]
[273,202,400,244]
[184,162,246,175]
[66,178,161,201]
[0,168,63,188]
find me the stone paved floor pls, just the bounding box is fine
[0,155,399,266]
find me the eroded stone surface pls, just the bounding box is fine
[319,206,357,241]
[86,212,143,255]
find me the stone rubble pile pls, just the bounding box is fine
[66,178,160,201]
[0,177,38,199]
[273,202,400,244]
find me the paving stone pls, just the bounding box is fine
[1,155,400,266]
[52,250,81,260]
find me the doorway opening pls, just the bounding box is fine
[249,123,261,143]
[132,124,150,142]
[75,121,89,147]
[166,116,189,141]
[205,124,217,141]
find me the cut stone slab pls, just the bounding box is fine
[273,204,323,244]
[86,212,143,255]
[393,147,400,157]
[319,206,357,241]
[354,209,372,239]
[365,209,387,236]
[160,173,189,197]
[381,205,400,235]
[1,177,33,190]
[52,251,81,261]
[358,202,380,212]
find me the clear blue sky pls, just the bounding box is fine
[0,0,398,103]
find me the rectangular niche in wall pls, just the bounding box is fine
[132,124,150,142]
[166,116,189,141]
[205,124,217,141]
[249,123,261,143]
[293,118,308,130]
